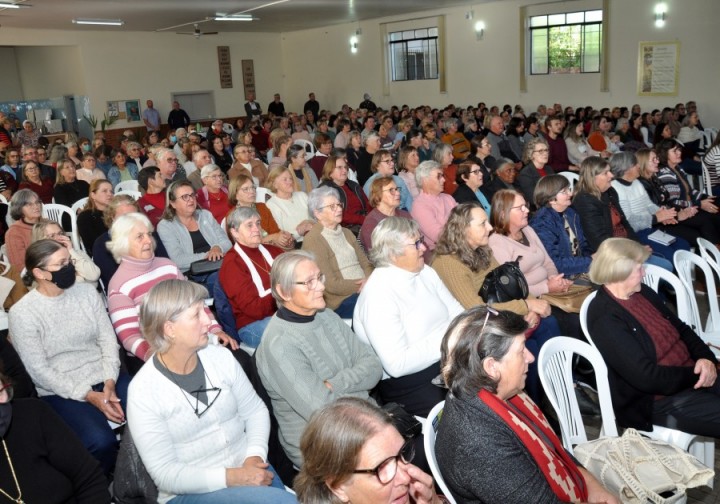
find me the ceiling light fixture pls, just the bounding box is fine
[72,18,124,26]
[214,14,254,21]
[0,2,26,8]
[654,3,667,28]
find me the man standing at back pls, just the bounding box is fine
[142,100,161,132]
[167,101,190,130]
[303,92,319,119]
[268,93,285,117]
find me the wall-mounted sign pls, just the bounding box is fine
[217,46,233,89]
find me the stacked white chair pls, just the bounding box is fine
[423,401,456,504]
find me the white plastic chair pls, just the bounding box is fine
[538,337,618,453]
[42,203,81,251]
[293,139,316,161]
[115,180,140,193]
[558,171,579,190]
[641,263,695,326]
[697,237,720,281]
[0,194,7,204]
[423,401,456,504]
[222,123,234,135]
[579,295,715,474]
[122,190,142,201]
[673,250,720,354]
[71,197,89,215]
[256,187,269,203]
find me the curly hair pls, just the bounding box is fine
[434,202,492,272]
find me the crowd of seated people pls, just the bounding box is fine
[0,97,717,503]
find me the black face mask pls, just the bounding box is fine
[46,262,76,290]
[0,403,12,438]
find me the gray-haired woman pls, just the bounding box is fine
[353,216,463,416]
[219,207,285,347]
[517,136,555,209]
[128,279,296,504]
[302,186,373,318]
[5,188,42,269]
[436,306,616,504]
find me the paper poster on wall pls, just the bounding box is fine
[107,101,120,118]
[218,46,233,89]
[241,60,255,100]
[637,41,679,96]
[125,100,141,122]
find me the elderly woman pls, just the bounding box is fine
[196,164,229,224]
[610,151,690,259]
[410,160,458,257]
[228,174,293,249]
[354,217,463,416]
[76,153,106,184]
[157,180,232,290]
[318,155,369,229]
[296,398,442,504]
[432,143,457,195]
[32,218,100,285]
[256,251,383,468]
[433,203,560,402]
[77,179,113,254]
[302,187,373,318]
[517,137,555,209]
[530,175,594,276]
[16,120,41,147]
[573,157,673,272]
[107,212,236,374]
[436,306,617,504]
[19,159,54,203]
[265,166,315,242]
[588,238,720,437]
[467,134,496,179]
[0,372,112,502]
[107,148,139,189]
[65,141,82,169]
[482,157,519,201]
[285,144,319,194]
[397,145,421,199]
[219,207,285,347]
[54,159,90,208]
[128,280,296,504]
[5,189,43,269]
[9,239,128,476]
[362,150,412,211]
[359,177,413,252]
[452,161,491,215]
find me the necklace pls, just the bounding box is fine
[0,440,23,504]
[246,250,271,275]
[158,354,219,418]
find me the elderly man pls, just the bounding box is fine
[227,143,268,187]
[255,250,382,467]
[441,118,471,161]
[156,147,186,187]
[485,114,506,160]
[410,160,457,257]
[142,99,161,131]
[125,142,147,172]
[205,119,224,145]
[267,93,285,117]
[355,132,381,186]
[167,100,190,130]
[22,146,53,180]
[244,91,262,120]
[186,148,212,190]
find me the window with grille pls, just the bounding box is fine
[530,10,602,75]
[389,27,439,81]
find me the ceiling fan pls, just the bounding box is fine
[176,23,217,39]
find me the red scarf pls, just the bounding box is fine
[478,389,587,502]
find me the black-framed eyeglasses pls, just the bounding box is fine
[353,439,415,484]
[406,236,425,250]
[190,386,222,418]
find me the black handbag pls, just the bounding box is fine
[479,257,529,304]
[189,259,222,276]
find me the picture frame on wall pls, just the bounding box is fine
[637,41,680,97]
[125,100,141,122]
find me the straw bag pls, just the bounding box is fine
[574,429,714,503]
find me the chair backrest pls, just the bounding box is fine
[293,139,316,161]
[212,279,238,337]
[42,203,81,250]
[71,197,89,215]
[115,180,140,193]
[0,194,7,204]
[697,237,720,281]
[122,190,142,201]
[558,171,579,190]
[674,250,720,335]
[641,263,695,327]
[222,123,234,135]
[423,401,456,504]
[538,337,618,454]
[256,187,269,203]
[579,290,597,345]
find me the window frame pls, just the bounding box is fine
[529,9,602,76]
[388,27,440,82]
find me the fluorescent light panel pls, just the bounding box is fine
[73,18,124,26]
[0,2,22,8]
[214,15,253,21]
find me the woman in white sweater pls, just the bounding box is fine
[353,216,463,417]
[265,166,315,242]
[128,279,296,504]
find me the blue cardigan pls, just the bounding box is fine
[530,206,592,276]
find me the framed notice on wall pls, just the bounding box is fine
[217,46,233,89]
[637,41,680,96]
[241,60,255,100]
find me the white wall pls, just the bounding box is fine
[0,47,23,101]
[280,0,720,125]
[0,29,283,128]
[14,45,86,99]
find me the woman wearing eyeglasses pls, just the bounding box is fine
[195,164,230,224]
[295,398,442,504]
[0,373,113,503]
[31,219,101,285]
[301,187,373,319]
[517,137,555,210]
[5,189,43,270]
[128,279,296,504]
[362,149,413,212]
[318,155,370,231]
[451,161,491,216]
[359,177,412,252]
[354,216,463,417]
[157,180,232,291]
[9,239,129,477]
[436,306,617,504]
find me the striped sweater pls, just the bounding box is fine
[107,256,220,360]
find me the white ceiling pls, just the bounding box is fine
[0,0,484,33]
